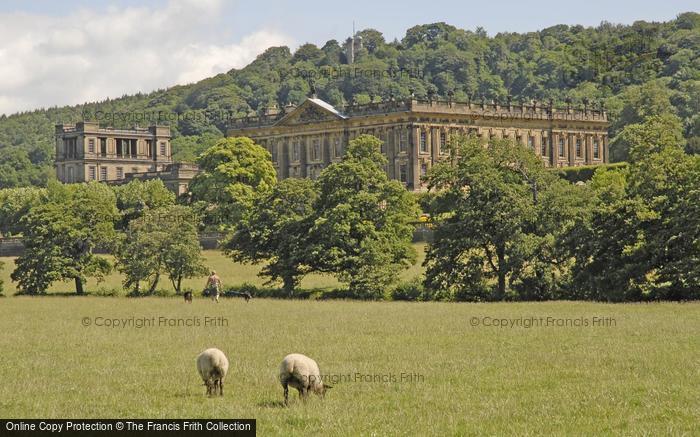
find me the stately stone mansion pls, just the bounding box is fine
[227,96,609,190]
[54,121,197,195]
[56,96,608,193]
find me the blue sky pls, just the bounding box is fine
[0,0,695,115]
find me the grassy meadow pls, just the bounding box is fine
[0,297,698,435]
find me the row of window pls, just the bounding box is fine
[270,132,411,164]
[85,138,168,157]
[418,131,449,154]
[87,166,140,181]
[556,137,601,159]
[267,131,602,164]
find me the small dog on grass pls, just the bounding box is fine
[183,291,193,303]
[228,291,252,302]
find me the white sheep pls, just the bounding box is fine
[196,348,229,396]
[279,353,332,405]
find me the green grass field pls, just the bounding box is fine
[0,297,698,435]
[0,245,428,295]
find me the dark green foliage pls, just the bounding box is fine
[112,179,176,230]
[307,135,419,299]
[11,182,118,294]
[0,186,47,236]
[424,135,588,301]
[567,115,700,301]
[188,137,276,227]
[390,277,426,301]
[115,205,206,295]
[557,162,628,183]
[224,178,318,295]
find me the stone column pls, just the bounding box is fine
[584,134,592,165]
[431,127,439,163]
[387,126,396,179]
[569,133,576,166]
[411,126,421,190]
[603,135,609,163]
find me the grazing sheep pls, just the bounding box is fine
[279,353,332,405]
[183,291,193,303]
[196,348,229,396]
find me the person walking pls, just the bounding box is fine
[205,271,222,303]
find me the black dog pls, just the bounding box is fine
[184,291,193,303]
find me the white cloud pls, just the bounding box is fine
[0,0,293,115]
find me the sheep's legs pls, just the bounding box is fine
[219,380,224,396]
[283,383,289,406]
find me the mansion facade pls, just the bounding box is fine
[227,97,609,190]
[54,122,197,195]
[55,121,172,184]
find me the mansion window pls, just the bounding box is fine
[558,138,565,157]
[528,136,535,149]
[292,142,300,161]
[399,131,407,153]
[311,139,321,161]
[593,139,600,159]
[420,163,428,178]
[334,138,342,158]
[88,166,96,181]
[99,167,107,181]
[160,142,167,156]
[88,138,95,154]
[399,164,408,183]
[576,138,582,158]
[440,132,446,149]
[516,135,522,145]
[64,138,77,158]
[541,137,547,156]
[270,145,278,162]
[419,131,427,153]
[116,167,124,179]
[100,138,107,157]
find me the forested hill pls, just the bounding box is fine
[0,12,698,188]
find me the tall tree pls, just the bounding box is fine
[115,205,206,295]
[569,116,700,301]
[188,137,277,227]
[112,179,176,230]
[11,182,117,295]
[424,135,582,301]
[306,134,419,298]
[0,186,46,236]
[224,178,318,295]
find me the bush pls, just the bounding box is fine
[221,283,308,299]
[556,162,628,183]
[317,288,383,300]
[93,287,124,297]
[390,277,426,301]
[0,260,4,296]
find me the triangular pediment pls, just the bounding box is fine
[274,98,346,126]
